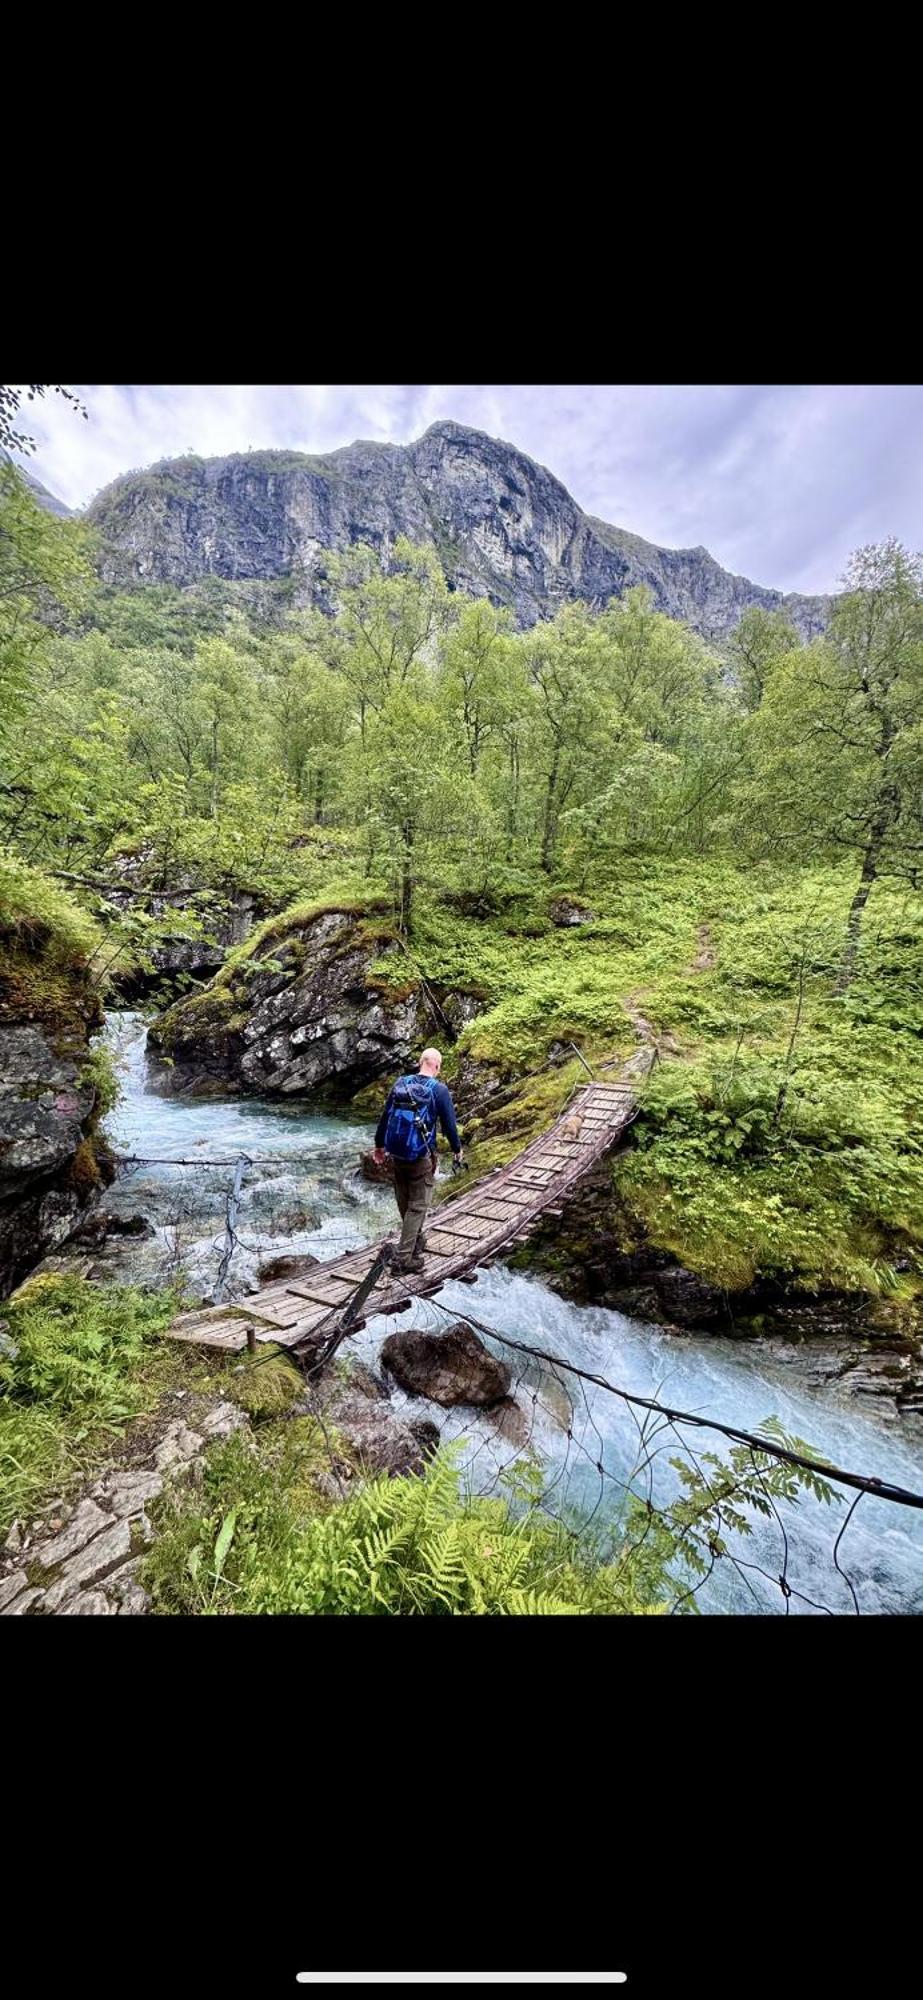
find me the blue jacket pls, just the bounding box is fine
[376,1075,461,1156]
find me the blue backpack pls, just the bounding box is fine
[383,1074,437,1163]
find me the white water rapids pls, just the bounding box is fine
[97,1013,923,1615]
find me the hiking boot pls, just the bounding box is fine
[392,1252,426,1275]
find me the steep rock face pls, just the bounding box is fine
[148,906,482,1101]
[0,1023,109,1298]
[86,422,830,641]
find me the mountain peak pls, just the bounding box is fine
[85,426,830,642]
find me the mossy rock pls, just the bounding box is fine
[225,1344,303,1420]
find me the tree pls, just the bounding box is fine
[739,541,923,988]
[0,384,87,455]
[725,605,799,712]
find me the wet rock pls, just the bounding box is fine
[0,1043,97,1294]
[257,1252,320,1284]
[653,1267,728,1326]
[483,1397,531,1448]
[380,1321,512,1407]
[75,1210,154,1242]
[328,1393,439,1477]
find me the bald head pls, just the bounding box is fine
[419,1048,443,1076]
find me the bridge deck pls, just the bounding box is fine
[166,1053,653,1358]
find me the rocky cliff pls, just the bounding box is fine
[148,902,482,1102]
[86,422,830,642]
[0,869,112,1296]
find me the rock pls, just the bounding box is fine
[328,1393,438,1477]
[359,1149,394,1183]
[89,1469,163,1517]
[338,1362,389,1403]
[0,1569,33,1612]
[87,424,830,643]
[0,1326,18,1361]
[3,1520,23,1556]
[483,1397,531,1448]
[256,1253,320,1284]
[31,1498,110,1568]
[40,1517,137,1608]
[61,1591,112,1615]
[148,904,485,1103]
[197,1402,248,1441]
[106,1569,150,1615]
[653,1267,728,1326]
[2,1587,44,1615]
[0,1018,105,1295]
[408,1419,441,1459]
[380,1321,512,1407]
[549,897,595,927]
[153,1420,205,1471]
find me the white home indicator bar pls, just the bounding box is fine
[296,1978,628,1987]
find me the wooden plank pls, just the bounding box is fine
[422,1230,477,1257]
[171,1328,248,1351]
[285,1278,364,1306]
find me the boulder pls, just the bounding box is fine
[148,905,484,1103]
[380,1321,512,1407]
[256,1252,320,1284]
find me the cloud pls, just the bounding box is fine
[11,383,923,596]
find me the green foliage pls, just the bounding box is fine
[143,1435,665,1616]
[0,1277,175,1532]
[621,1417,840,1610]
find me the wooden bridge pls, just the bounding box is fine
[167,1050,654,1362]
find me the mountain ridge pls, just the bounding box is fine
[36,421,832,639]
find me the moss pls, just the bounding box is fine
[69,1138,102,1198]
[223,1345,303,1420]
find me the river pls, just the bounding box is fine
[98,1013,923,1615]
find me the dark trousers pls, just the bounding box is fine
[392,1152,435,1262]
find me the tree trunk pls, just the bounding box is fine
[210,717,219,819]
[399,817,415,935]
[835,840,880,993]
[541,748,560,873]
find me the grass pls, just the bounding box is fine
[0,1277,303,1537]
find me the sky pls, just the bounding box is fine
[12,383,923,596]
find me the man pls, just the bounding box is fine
[373,1048,463,1273]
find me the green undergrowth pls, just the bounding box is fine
[0,849,104,1040]
[0,1276,305,1535]
[412,861,922,1297]
[141,1430,666,1615]
[0,1276,178,1533]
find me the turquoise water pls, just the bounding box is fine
[100,1013,923,1615]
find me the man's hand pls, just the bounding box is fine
[373,1147,387,1166]
[453,1151,464,1166]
